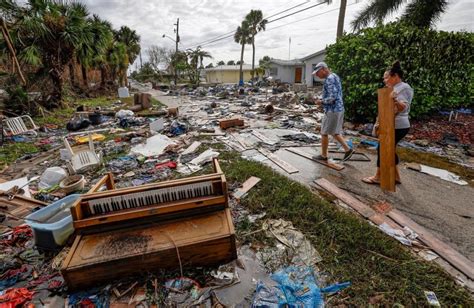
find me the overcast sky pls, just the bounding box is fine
[82,0,474,68]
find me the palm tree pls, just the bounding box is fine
[337,0,348,38]
[76,15,113,87]
[217,61,225,66]
[234,20,251,86]
[115,26,140,85]
[187,46,212,85]
[245,10,267,81]
[9,0,92,103]
[352,0,450,31]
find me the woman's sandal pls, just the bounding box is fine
[362,177,380,184]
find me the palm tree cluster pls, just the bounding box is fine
[234,10,267,86]
[0,0,140,105]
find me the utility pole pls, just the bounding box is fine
[288,37,291,60]
[174,18,180,86]
[336,0,347,38]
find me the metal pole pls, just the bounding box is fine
[174,18,179,86]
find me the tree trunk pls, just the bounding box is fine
[251,37,255,82]
[69,62,76,87]
[337,0,347,38]
[100,67,106,86]
[239,42,245,86]
[81,65,88,87]
[50,67,64,103]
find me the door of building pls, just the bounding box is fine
[295,67,302,83]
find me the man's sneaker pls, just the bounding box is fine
[342,149,355,161]
[312,154,328,161]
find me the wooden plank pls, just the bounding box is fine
[252,131,278,145]
[388,209,474,280]
[233,176,261,199]
[231,133,253,150]
[259,149,299,174]
[286,147,345,171]
[314,178,375,218]
[378,88,396,192]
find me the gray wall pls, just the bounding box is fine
[304,52,326,87]
[267,64,304,84]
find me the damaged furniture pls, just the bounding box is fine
[61,158,236,290]
[63,134,101,173]
[2,115,39,136]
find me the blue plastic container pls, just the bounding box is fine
[25,194,80,249]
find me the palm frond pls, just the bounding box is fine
[351,0,407,31]
[402,0,448,28]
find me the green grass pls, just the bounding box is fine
[210,148,473,306]
[0,142,40,168]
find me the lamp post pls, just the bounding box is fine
[162,18,180,86]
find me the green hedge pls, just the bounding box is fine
[326,22,474,122]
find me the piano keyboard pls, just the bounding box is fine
[87,181,214,215]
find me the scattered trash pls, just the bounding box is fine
[38,167,68,190]
[59,175,85,194]
[0,287,35,307]
[130,134,176,157]
[406,163,468,185]
[259,219,322,270]
[150,118,164,133]
[252,266,350,308]
[378,223,417,246]
[74,133,105,144]
[424,291,441,307]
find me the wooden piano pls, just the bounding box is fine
[61,158,237,290]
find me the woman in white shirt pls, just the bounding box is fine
[363,61,413,185]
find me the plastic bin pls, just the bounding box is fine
[25,194,80,249]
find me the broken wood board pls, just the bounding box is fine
[231,133,253,150]
[0,192,47,232]
[233,176,261,200]
[286,148,345,171]
[378,87,396,192]
[181,141,202,155]
[387,209,474,280]
[258,149,299,174]
[252,131,278,145]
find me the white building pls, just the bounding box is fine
[301,49,326,87]
[265,49,327,87]
[266,59,305,84]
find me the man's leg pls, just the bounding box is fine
[333,134,350,152]
[321,134,329,158]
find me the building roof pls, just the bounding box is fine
[268,59,304,66]
[301,49,326,61]
[205,64,254,72]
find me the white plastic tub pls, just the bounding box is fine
[25,194,80,249]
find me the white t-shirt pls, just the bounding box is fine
[393,82,413,129]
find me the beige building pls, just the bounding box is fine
[205,64,254,84]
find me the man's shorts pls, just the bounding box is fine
[321,111,344,135]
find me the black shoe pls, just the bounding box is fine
[312,154,328,161]
[342,149,355,161]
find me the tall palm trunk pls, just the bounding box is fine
[69,62,76,87]
[251,37,255,82]
[239,42,245,86]
[100,67,106,86]
[337,0,348,38]
[50,66,64,104]
[81,65,88,87]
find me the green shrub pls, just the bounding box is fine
[326,22,474,122]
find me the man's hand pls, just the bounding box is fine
[315,99,323,105]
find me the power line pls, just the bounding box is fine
[266,0,328,24]
[188,1,336,49]
[184,0,328,49]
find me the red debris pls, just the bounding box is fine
[408,114,473,145]
[155,161,177,170]
[0,225,32,247]
[0,288,34,308]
